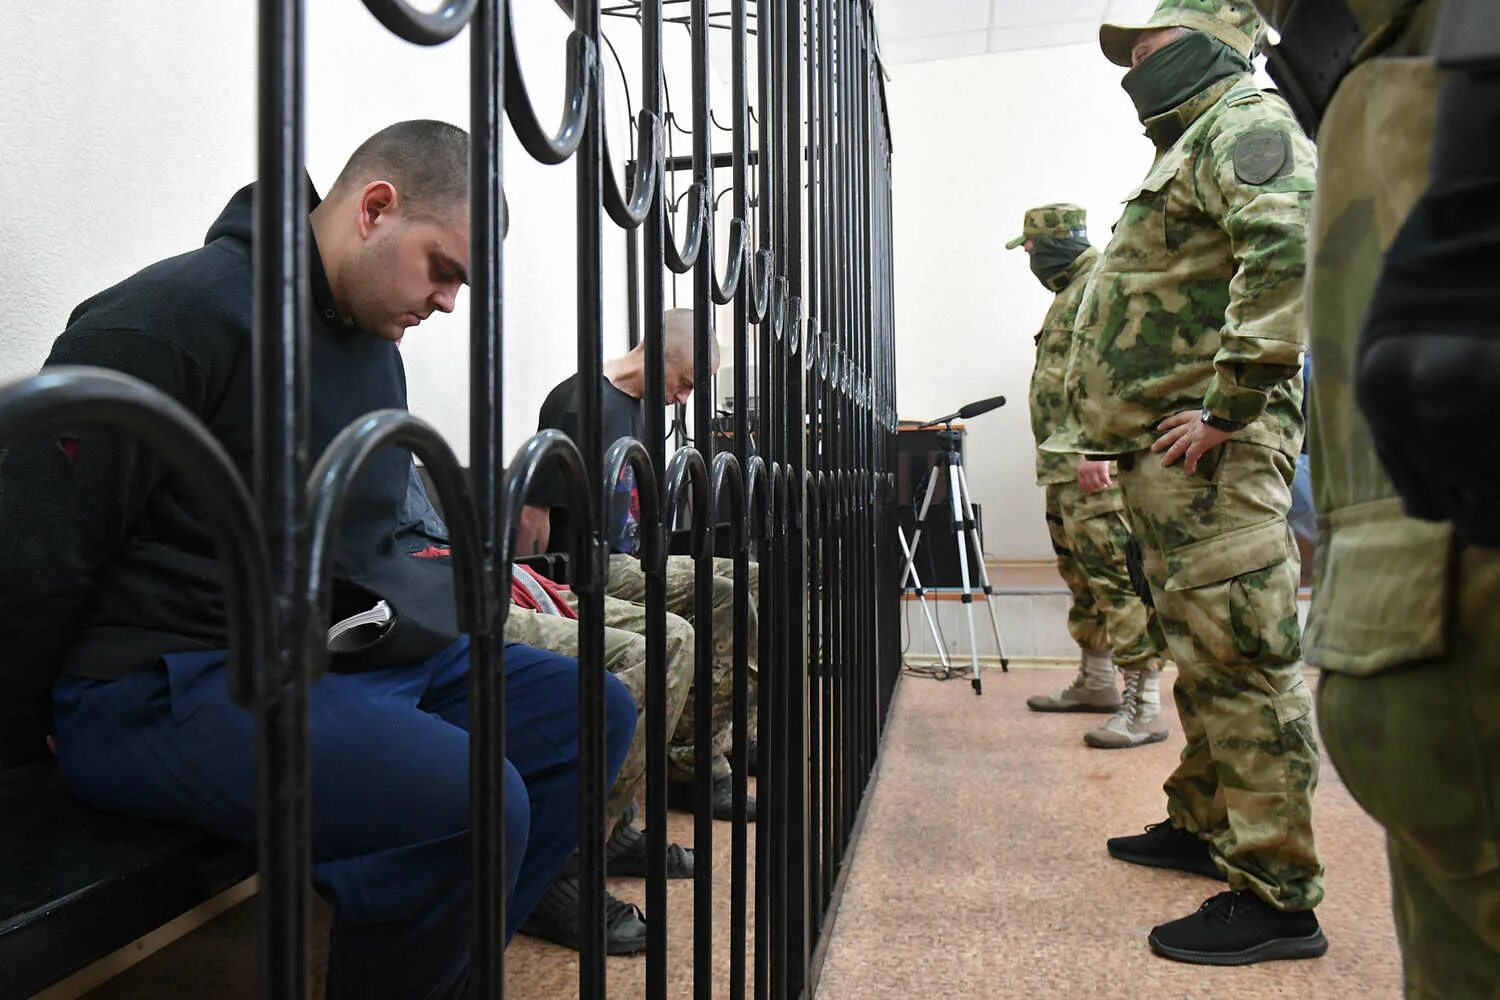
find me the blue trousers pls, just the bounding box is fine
[52,638,635,1000]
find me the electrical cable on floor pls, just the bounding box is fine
[899,584,960,682]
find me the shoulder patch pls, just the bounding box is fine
[1233,129,1292,185]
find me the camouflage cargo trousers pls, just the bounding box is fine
[606,553,759,783]
[504,594,695,830]
[1117,441,1322,911]
[1045,479,1158,668]
[1318,546,1500,998]
[1305,52,1500,995]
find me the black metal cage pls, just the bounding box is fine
[0,0,898,996]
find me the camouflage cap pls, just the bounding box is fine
[1099,0,1264,67]
[1005,203,1088,250]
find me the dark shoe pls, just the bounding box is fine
[668,775,757,822]
[1107,820,1227,880]
[518,875,648,955]
[605,819,694,879]
[1149,891,1328,965]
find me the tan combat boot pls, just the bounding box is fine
[1084,664,1168,748]
[1026,649,1121,713]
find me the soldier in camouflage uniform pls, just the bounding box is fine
[1043,0,1326,963]
[504,594,697,838]
[1252,0,1500,993]
[1008,203,1168,750]
[603,553,759,819]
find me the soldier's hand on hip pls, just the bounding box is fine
[1078,457,1114,494]
[1153,410,1234,476]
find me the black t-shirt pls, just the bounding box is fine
[529,373,644,555]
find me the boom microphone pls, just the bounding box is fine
[957,395,1006,419]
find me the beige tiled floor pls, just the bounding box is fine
[814,667,1402,1000]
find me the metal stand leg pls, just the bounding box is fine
[899,527,951,674]
[948,461,983,695]
[899,465,942,589]
[956,465,1009,671]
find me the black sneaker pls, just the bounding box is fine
[667,775,757,822]
[1107,820,1226,880]
[1149,890,1328,965]
[517,875,648,955]
[605,819,694,879]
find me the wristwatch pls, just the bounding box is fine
[1200,408,1247,433]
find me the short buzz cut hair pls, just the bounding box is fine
[327,119,470,218]
[663,308,719,371]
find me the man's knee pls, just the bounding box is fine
[503,761,531,890]
[603,672,637,777]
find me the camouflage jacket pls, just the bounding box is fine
[1254,0,1456,676]
[1044,74,1315,459]
[1029,246,1100,485]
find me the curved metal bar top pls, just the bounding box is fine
[604,110,662,229]
[0,367,276,705]
[663,446,710,559]
[602,436,662,568]
[745,454,772,543]
[785,295,803,355]
[710,216,749,306]
[360,0,476,45]
[497,429,596,600]
[505,8,594,166]
[747,248,775,325]
[771,277,789,342]
[664,182,709,275]
[301,410,487,665]
[708,450,746,550]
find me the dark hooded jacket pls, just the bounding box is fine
[0,182,461,766]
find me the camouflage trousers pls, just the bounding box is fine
[504,595,695,831]
[1317,545,1500,998]
[606,553,759,783]
[1045,480,1158,668]
[1117,441,1322,911]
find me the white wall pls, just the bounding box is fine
[1,2,726,466]
[885,40,1154,560]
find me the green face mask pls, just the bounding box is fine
[1028,236,1091,291]
[1120,30,1252,124]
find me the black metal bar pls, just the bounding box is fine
[574,0,609,989]
[687,0,717,994]
[468,0,507,991]
[729,0,754,995]
[637,0,673,992]
[254,0,311,993]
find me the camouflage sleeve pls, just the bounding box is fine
[1197,102,1317,425]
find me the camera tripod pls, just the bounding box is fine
[898,412,1010,695]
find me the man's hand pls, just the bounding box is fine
[1152,410,1235,475]
[1078,457,1113,494]
[516,504,552,557]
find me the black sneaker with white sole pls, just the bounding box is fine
[1107,820,1227,880]
[1149,890,1328,966]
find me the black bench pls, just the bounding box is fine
[0,761,254,999]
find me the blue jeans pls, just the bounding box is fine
[1289,452,1318,548]
[52,638,635,1000]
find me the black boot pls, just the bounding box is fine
[1107,820,1226,880]
[517,875,648,955]
[667,775,757,822]
[1149,890,1328,965]
[605,818,695,879]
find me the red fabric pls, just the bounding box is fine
[409,545,451,560]
[511,564,578,620]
